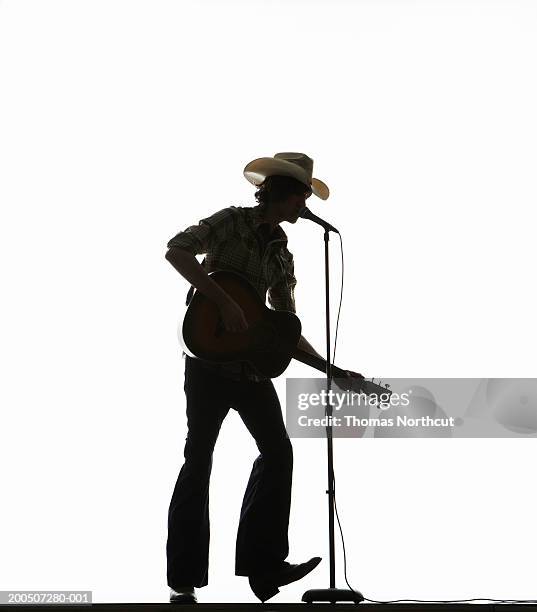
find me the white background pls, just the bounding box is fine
[1,0,536,604]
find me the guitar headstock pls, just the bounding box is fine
[332,366,392,400]
[358,378,392,399]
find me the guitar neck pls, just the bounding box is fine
[292,347,345,378]
[292,347,389,398]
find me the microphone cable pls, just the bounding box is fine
[329,233,536,605]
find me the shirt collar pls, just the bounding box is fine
[249,205,288,243]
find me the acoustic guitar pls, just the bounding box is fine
[179,270,390,397]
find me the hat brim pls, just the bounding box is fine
[243,157,329,200]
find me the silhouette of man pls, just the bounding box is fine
[165,153,331,603]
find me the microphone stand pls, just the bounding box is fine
[301,227,364,605]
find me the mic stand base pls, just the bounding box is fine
[302,587,364,604]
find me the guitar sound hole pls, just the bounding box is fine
[251,322,281,352]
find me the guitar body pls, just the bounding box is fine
[180,270,302,378]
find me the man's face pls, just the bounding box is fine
[278,190,311,224]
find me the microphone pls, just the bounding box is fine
[299,207,339,233]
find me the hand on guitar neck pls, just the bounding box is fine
[293,346,364,391]
[296,337,363,389]
[334,367,365,387]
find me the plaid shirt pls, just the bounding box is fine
[167,204,297,380]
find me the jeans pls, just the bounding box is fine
[166,356,293,588]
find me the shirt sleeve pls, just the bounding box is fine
[267,248,297,313]
[166,207,236,255]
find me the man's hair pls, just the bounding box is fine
[254,175,312,207]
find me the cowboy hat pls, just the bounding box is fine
[243,152,329,200]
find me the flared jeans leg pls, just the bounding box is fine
[233,379,293,576]
[166,358,230,589]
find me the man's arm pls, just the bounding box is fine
[297,335,323,359]
[165,247,248,332]
[296,334,363,380]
